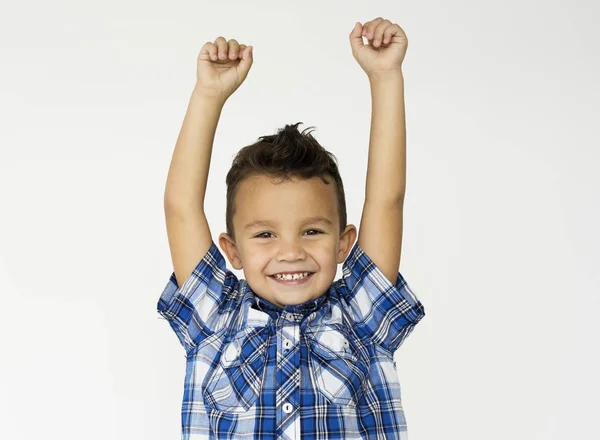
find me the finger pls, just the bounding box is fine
[372,19,392,48]
[362,17,384,42]
[349,22,365,54]
[238,44,247,60]
[361,20,372,38]
[214,36,228,60]
[382,24,402,45]
[228,39,240,60]
[237,45,253,81]
[201,42,218,61]
[244,45,253,62]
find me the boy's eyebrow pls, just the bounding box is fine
[244,216,333,230]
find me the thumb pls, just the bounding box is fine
[349,22,365,55]
[236,45,253,80]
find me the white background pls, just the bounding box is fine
[1,0,599,439]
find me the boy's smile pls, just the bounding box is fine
[269,271,314,284]
[218,174,356,309]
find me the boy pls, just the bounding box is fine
[158,17,426,440]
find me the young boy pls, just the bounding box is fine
[158,17,425,440]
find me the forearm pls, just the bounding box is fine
[164,85,226,211]
[365,73,406,203]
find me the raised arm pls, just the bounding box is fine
[164,89,223,212]
[163,90,223,287]
[164,38,253,287]
[349,18,408,284]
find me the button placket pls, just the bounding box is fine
[276,321,301,433]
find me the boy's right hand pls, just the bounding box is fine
[195,37,254,102]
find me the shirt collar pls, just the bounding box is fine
[253,289,329,316]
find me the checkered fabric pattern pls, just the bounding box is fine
[157,239,425,439]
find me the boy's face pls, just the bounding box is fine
[219,174,357,309]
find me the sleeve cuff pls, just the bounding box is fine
[342,241,425,324]
[157,239,225,320]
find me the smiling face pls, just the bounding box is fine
[219,174,357,309]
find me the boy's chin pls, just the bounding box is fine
[256,273,329,307]
[271,290,323,308]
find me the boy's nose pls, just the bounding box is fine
[276,241,306,260]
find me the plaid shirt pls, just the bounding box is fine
[157,239,425,440]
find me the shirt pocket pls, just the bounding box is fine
[307,326,368,407]
[203,326,270,412]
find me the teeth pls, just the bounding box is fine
[274,272,310,280]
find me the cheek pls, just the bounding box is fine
[315,248,339,272]
[241,249,269,270]
[310,239,337,258]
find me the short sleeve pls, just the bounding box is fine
[338,241,426,353]
[157,239,237,354]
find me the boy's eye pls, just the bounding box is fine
[255,232,273,239]
[253,230,323,239]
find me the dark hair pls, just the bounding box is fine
[225,122,347,242]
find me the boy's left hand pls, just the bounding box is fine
[349,17,407,80]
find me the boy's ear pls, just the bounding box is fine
[337,224,357,264]
[218,232,243,270]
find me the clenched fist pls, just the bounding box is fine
[195,37,254,101]
[349,18,407,80]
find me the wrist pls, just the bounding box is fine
[368,70,404,85]
[192,83,228,106]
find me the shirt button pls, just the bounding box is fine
[283,339,293,350]
[342,340,349,348]
[285,312,294,320]
[282,402,293,413]
[224,343,239,362]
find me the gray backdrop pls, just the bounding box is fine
[1,0,598,439]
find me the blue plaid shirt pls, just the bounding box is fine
[157,239,425,439]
